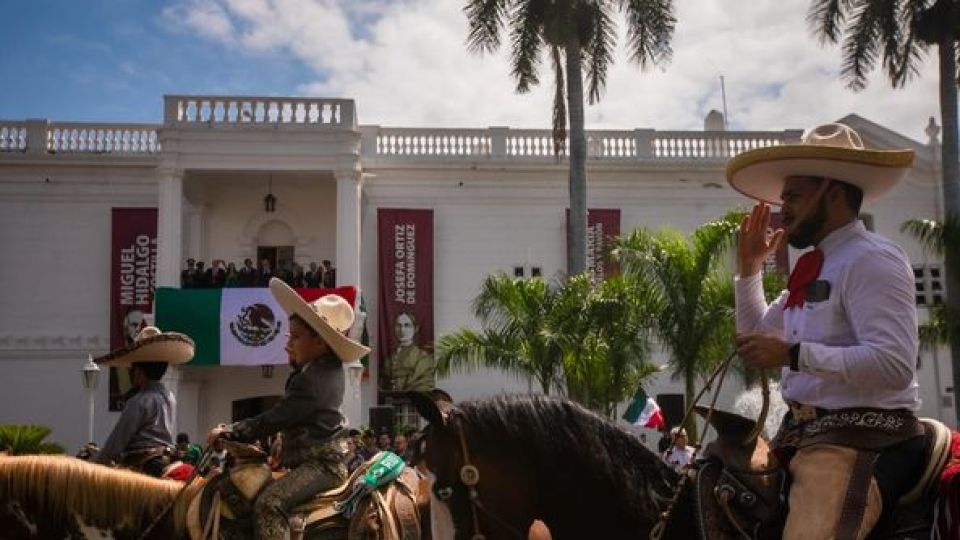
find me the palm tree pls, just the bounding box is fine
[808,0,960,418]
[436,273,565,393]
[0,424,65,455]
[612,213,744,440]
[464,0,676,275]
[438,271,661,416]
[548,273,658,417]
[902,216,960,349]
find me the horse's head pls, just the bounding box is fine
[410,392,477,540]
[410,393,682,540]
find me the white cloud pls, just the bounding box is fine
[172,0,942,141]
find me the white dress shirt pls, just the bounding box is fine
[735,220,920,411]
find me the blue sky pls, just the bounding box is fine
[1,0,317,122]
[0,1,940,141]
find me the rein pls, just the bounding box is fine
[649,348,770,540]
[136,446,215,540]
[443,416,526,540]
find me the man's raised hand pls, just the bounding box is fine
[737,202,784,277]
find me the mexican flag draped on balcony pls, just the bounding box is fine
[156,286,357,366]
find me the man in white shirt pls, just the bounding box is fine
[727,123,926,539]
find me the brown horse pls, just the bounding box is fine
[411,393,696,540]
[0,455,200,539]
[410,393,948,540]
[0,452,433,539]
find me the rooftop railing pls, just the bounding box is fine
[2,116,801,163]
[163,95,357,129]
[0,120,160,155]
[362,126,803,161]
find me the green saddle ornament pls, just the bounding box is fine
[335,451,407,518]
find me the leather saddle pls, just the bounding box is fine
[691,407,953,540]
[185,441,423,540]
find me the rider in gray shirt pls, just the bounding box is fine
[93,326,194,476]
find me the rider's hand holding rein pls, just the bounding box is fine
[736,332,791,370]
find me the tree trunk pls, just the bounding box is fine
[565,35,588,277]
[684,371,699,443]
[938,37,960,422]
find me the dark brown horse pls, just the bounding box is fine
[0,452,433,539]
[411,393,948,540]
[411,393,696,540]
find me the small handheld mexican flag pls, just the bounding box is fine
[622,386,665,429]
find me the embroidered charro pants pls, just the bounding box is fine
[254,458,347,540]
[783,444,882,540]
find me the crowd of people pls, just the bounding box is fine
[180,258,337,289]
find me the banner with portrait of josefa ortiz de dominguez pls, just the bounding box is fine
[377,209,435,398]
[109,208,157,411]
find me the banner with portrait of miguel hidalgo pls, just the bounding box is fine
[377,209,435,399]
[109,208,158,411]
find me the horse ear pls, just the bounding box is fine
[409,391,445,426]
[694,406,757,440]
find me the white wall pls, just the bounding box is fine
[0,165,156,452]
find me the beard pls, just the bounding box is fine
[786,197,828,249]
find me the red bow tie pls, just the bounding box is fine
[784,249,824,309]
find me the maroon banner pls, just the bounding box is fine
[377,209,435,397]
[109,208,158,411]
[567,208,621,283]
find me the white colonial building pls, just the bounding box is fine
[0,95,953,453]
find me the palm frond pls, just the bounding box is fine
[901,216,960,256]
[620,0,676,68]
[551,45,567,155]
[465,0,511,54]
[580,1,616,104]
[840,1,886,90]
[0,424,65,455]
[919,304,951,350]
[807,0,850,44]
[510,0,545,92]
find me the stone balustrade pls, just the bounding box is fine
[47,123,160,154]
[0,124,27,152]
[164,95,356,128]
[0,121,160,154]
[362,126,802,161]
[373,127,493,156]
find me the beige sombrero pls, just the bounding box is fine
[95,326,195,368]
[726,123,914,204]
[269,277,370,362]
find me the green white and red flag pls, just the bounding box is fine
[623,386,665,429]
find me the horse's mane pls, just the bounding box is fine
[455,395,678,521]
[0,455,202,535]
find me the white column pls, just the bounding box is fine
[335,170,362,287]
[157,169,184,287]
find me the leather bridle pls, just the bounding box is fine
[430,415,525,540]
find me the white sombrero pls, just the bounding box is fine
[269,278,370,363]
[726,123,914,204]
[95,326,195,368]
